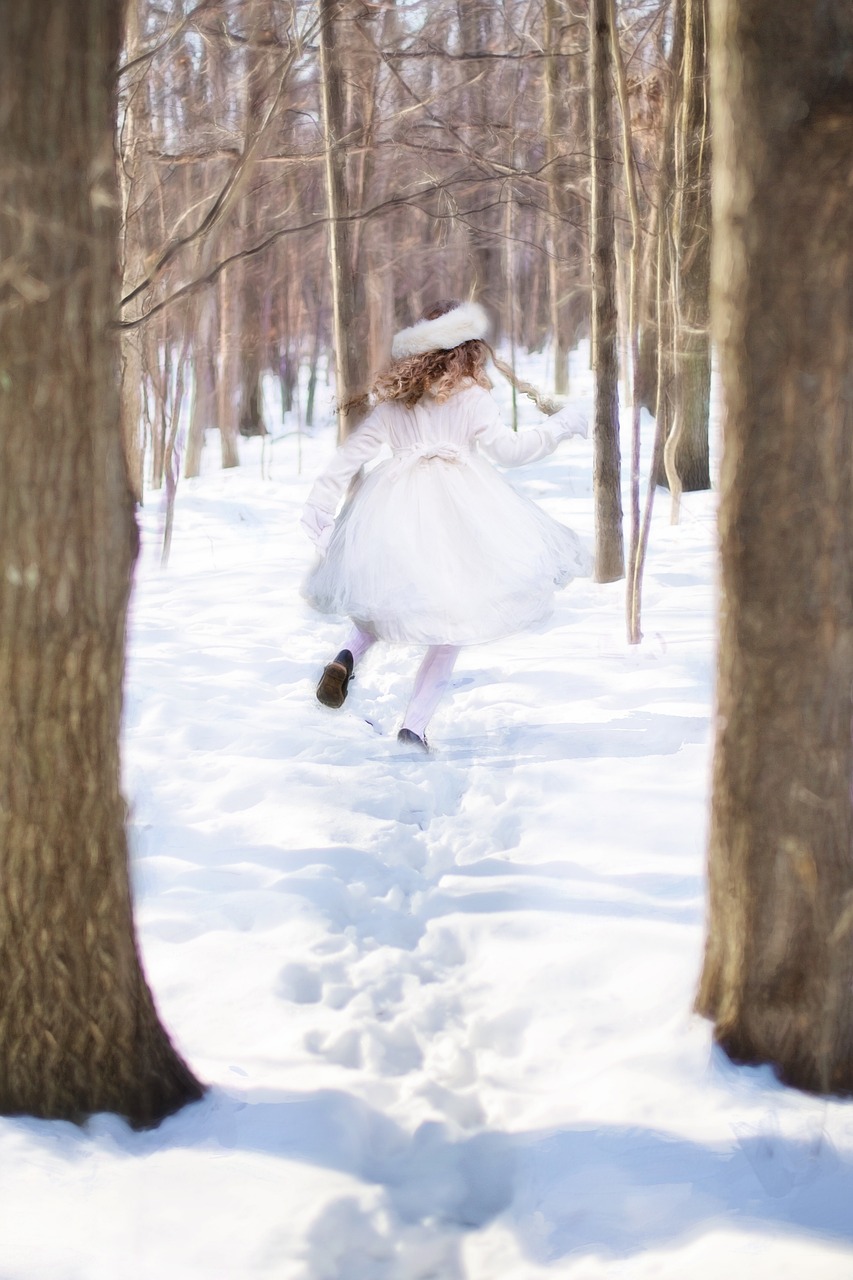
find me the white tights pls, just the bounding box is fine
[343,626,460,738]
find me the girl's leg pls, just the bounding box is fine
[316,625,377,708]
[342,624,377,666]
[400,645,460,741]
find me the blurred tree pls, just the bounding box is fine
[0,0,202,1125]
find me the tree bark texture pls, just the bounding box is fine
[0,0,203,1125]
[589,0,624,583]
[696,0,853,1095]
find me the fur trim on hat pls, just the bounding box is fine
[391,302,490,360]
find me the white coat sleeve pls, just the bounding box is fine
[303,408,388,520]
[471,388,576,467]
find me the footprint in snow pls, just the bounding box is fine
[304,1026,363,1070]
[277,962,323,1005]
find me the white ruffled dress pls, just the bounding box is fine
[302,384,591,645]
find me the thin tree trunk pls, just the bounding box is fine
[146,315,170,490]
[644,2,685,466]
[457,1,504,326]
[565,22,591,354]
[665,0,711,498]
[117,2,147,503]
[120,322,146,501]
[239,298,266,440]
[185,294,217,478]
[696,0,853,1096]
[634,209,661,414]
[237,0,275,442]
[218,252,242,469]
[589,0,624,583]
[607,0,646,643]
[161,325,191,567]
[319,0,370,440]
[0,0,202,1126]
[544,0,570,395]
[503,151,519,431]
[304,286,324,430]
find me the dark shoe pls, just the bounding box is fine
[397,727,429,752]
[316,650,354,708]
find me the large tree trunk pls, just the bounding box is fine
[696,0,853,1095]
[0,0,203,1126]
[589,0,624,583]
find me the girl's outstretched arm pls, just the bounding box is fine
[301,408,389,544]
[472,387,587,468]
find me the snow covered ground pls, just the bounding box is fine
[2,358,853,1279]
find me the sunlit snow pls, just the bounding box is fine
[2,353,852,1280]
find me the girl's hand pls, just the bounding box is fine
[549,404,589,441]
[301,504,335,552]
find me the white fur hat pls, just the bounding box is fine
[391,301,490,360]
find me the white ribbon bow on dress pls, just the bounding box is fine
[402,442,467,464]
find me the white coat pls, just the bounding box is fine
[302,383,590,645]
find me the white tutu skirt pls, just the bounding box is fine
[303,450,592,645]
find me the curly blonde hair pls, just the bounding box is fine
[339,300,561,416]
[372,337,492,408]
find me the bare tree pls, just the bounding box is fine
[661,0,711,502]
[543,0,575,395]
[607,0,646,638]
[696,0,853,1095]
[117,0,150,501]
[589,0,625,583]
[0,0,202,1125]
[319,0,373,438]
[115,0,639,482]
[634,0,679,418]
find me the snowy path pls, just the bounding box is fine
[2,406,853,1279]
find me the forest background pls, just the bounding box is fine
[118,0,709,518]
